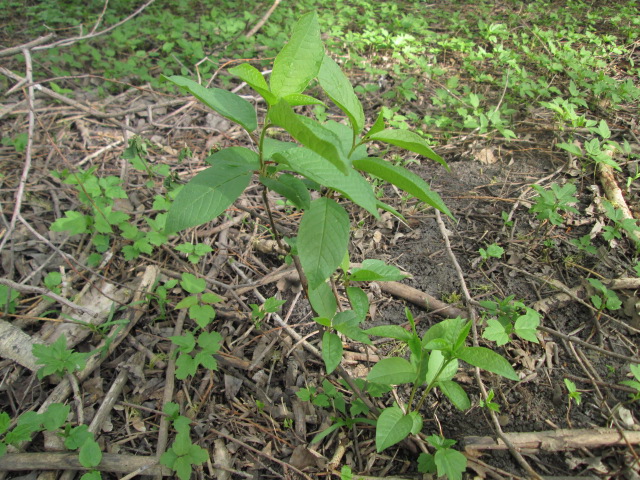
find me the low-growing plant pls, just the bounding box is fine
[479,388,501,412]
[32,334,93,380]
[481,296,541,346]
[529,182,579,228]
[478,243,504,265]
[157,12,516,475]
[587,278,622,318]
[160,402,209,480]
[0,403,102,480]
[620,364,640,403]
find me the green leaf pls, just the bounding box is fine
[425,351,458,385]
[483,319,511,346]
[346,286,369,322]
[275,148,379,216]
[367,357,417,385]
[50,211,90,235]
[417,452,437,474]
[434,448,467,480]
[375,406,413,452]
[175,295,199,309]
[269,100,349,174]
[297,198,350,289]
[353,157,452,217]
[42,403,70,431]
[164,75,257,132]
[457,346,519,381]
[349,259,408,282]
[189,304,215,328]
[165,147,258,233]
[318,54,365,133]
[514,309,540,343]
[64,425,93,450]
[270,12,324,98]
[333,310,370,344]
[259,173,311,210]
[80,472,101,480]
[79,438,102,468]
[228,63,276,104]
[180,273,206,294]
[283,93,325,106]
[367,129,448,169]
[366,110,385,138]
[438,380,471,410]
[322,332,343,374]
[365,325,413,342]
[308,281,337,319]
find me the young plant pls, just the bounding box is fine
[564,378,582,406]
[250,296,286,328]
[529,182,579,228]
[619,364,640,402]
[365,310,519,455]
[174,242,214,264]
[417,435,467,480]
[32,334,93,379]
[587,278,622,317]
[479,389,501,412]
[478,243,504,265]
[160,403,209,480]
[481,296,540,346]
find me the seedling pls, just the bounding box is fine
[417,435,467,480]
[481,296,540,346]
[564,378,582,406]
[529,182,579,228]
[174,242,214,264]
[587,278,622,316]
[160,403,209,480]
[619,364,640,402]
[32,334,93,379]
[479,389,501,412]
[250,296,286,328]
[478,243,504,264]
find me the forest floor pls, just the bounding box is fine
[0,1,639,479]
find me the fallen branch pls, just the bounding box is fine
[464,428,640,452]
[0,453,170,476]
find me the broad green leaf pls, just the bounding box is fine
[42,403,70,431]
[514,309,540,344]
[164,75,257,132]
[353,157,452,217]
[262,138,297,160]
[50,211,90,235]
[434,448,467,480]
[228,63,276,104]
[270,12,324,98]
[322,332,343,374]
[298,198,350,289]
[269,100,349,174]
[308,281,337,319]
[408,411,423,435]
[366,110,385,138]
[425,351,458,385]
[365,325,413,342]
[311,420,345,445]
[259,173,311,210]
[79,439,102,468]
[367,357,417,385]
[333,310,371,344]
[482,318,511,346]
[283,93,325,106]
[349,259,408,282]
[180,273,205,293]
[438,380,471,410]
[274,148,379,216]
[318,54,365,133]
[457,346,519,381]
[324,121,368,160]
[423,317,468,352]
[346,286,369,322]
[375,406,413,452]
[367,129,448,169]
[417,453,437,474]
[165,147,258,233]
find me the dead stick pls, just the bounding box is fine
[0,453,170,476]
